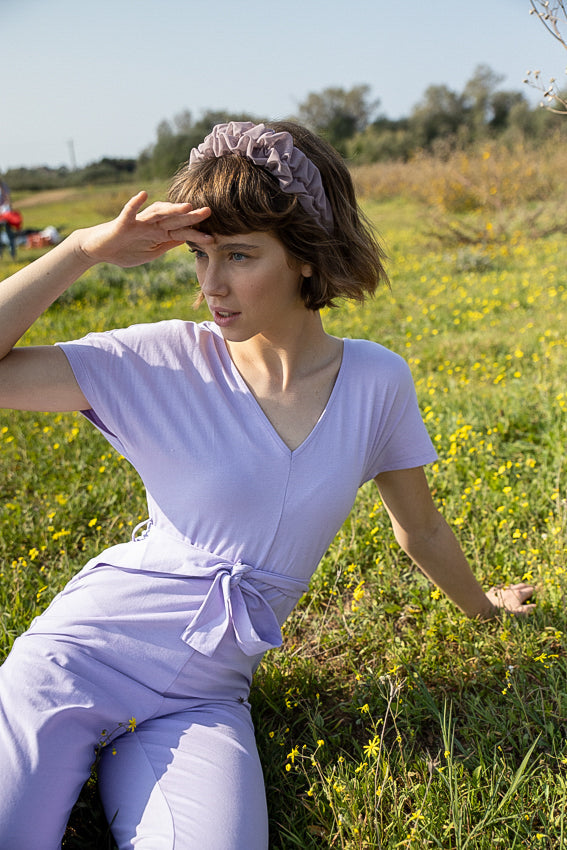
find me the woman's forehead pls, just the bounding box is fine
[187,231,281,251]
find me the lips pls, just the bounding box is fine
[211,309,241,327]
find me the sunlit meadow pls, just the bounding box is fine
[1,150,566,848]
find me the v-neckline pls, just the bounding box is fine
[219,334,347,457]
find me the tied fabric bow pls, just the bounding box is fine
[89,524,311,658]
[181,560,284,656]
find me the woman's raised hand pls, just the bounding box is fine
[76,191,213,268]
[0,193,213,390]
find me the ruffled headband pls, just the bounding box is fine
[189,122,334,233]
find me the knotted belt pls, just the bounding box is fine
[86,522,310,658]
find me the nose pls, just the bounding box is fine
[198,259,229,298]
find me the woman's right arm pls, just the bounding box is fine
[0,192,212,412]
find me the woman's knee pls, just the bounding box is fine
[0,639,123,847]
[100,704,269,849]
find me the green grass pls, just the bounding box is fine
[1,187,566,848]
[13,180,169,232]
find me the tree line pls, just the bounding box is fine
[5,63,566,191]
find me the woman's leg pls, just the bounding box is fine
[0,635,161,850]
[0,561,265,848]
[99,701,269,850]
[5,222,16,259]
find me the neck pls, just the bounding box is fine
[225,311,336,391]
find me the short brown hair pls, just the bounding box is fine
[168,121,388,310]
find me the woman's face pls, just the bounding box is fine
[187,231,312,343]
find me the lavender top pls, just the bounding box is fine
[57,321,436,653]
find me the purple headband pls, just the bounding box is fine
[189,122,334,233]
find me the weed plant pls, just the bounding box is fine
[0,183,566,848]
[352,134,567,246]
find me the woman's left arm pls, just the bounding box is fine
[374,466,535,619]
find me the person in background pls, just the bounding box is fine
[0,176,17,259]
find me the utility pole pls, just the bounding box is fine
[68,139,77,171]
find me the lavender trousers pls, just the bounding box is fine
[0,531,308,849]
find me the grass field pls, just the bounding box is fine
[1,159,566,848]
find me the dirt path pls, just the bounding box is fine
[17,188,82,209]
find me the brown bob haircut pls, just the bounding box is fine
[168,121,388,311]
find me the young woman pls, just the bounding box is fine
[0,121,534,849]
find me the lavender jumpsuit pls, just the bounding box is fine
[0,321,436,849]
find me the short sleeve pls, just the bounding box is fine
[56,320,193,462]
[355,343,437,483]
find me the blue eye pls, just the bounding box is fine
[190,247,207,260]
[231,252,246,262]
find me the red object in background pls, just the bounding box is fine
[0,210,23,229]
[26,233,52,248]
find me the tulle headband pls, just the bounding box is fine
[189,122,334,233]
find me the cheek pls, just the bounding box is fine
[278,262,304,292]
[194,261,206,284]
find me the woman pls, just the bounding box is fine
[0,122,534,849]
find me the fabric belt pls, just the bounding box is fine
[85,521,310,658]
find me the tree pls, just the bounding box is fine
[489,90,528,130]
[462,64,505,131]
[296,85,380,153]
[139,109,264,179]
[81,158,137,184]
[409,84,467,146]
[346,124,414,163]
[173,110,194,135]
[414,66,527,140]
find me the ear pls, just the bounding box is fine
[300,261,313,279]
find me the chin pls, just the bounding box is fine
[217,326,255,343]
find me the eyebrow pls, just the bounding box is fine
[186,240,260,252]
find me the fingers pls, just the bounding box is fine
[510,583,537,616]
[159,209,213,241]
[120,193,212,233]
[120,191,150,220]
[486,582,537,616]
[509,583,535,603]
[134,198,207,222]
[112,194,213,256]
[133,200,213,246]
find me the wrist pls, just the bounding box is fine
[68,227,98,270]
[477,601,498,620]
[467,596,498,620]
[71,226,107,269]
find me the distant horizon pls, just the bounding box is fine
[1,77,556,177]
[2,0,563,171]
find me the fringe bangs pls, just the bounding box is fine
[169,155,295,236]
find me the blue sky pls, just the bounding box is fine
[1,0,563,169]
